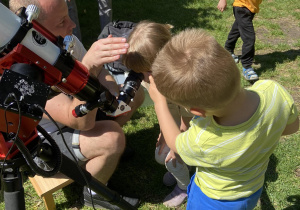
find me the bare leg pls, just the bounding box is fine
[79,120,125,184]
[180,116,192,131]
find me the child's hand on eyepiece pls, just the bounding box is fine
[148,75,166,105]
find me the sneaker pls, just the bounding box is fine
[243,67,259,81]
[163,185,187,207]
[231,54,239,63]
[163,172,177,186]
[81,186,140,209]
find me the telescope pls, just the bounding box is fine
[0,3,138,209]
[0,3,144,159]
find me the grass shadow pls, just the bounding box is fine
[259,154,278,210]
[254,49,300,75]
[58,182,83,209]
[284,195,300,210]
[76,0,225,48]
[113,0,222,31]
[108,124,174,205]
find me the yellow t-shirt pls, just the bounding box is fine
[233,0,262,13]
[176,80,298,200]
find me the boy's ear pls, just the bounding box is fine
[190,107,206,118]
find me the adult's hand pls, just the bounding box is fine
[82,35,129,77]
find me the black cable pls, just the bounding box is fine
[36,104,96,209]
[0,98,21,179]
[2,93,61,177]
[0,93,94,207]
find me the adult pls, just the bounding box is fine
[9,0,139,208]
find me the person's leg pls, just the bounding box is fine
[47,124,123,182]
[165,156,190,191]
[155,102,181,185]
[163,153,189,207]
[155,133,179,188]
[155,139,169,165]
[47,122,139,208]
[178,106,193,132]
[98,0,112,31]
[78,120,140,208]
[235,7,256,69]
[78,120,125,184]
[161,108,192,207]
[49,122,124,183]
[224,7,240,54]
[233,7,258,81]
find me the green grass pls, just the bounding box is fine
[0,0,300,209]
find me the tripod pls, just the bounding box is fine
[0,129,136,210]
[0,69,137,210]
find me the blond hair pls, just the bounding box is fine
[122,20,173,73]
[151,28,241,111]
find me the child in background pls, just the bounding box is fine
[217,0,263,81]
[123,20,193,207]
[149,28,299,209]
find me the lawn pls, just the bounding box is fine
[0,0,300,209]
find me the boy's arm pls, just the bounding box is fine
[149,76,181,153]
[282,117,299,136]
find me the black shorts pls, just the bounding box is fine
[48,127,87,166]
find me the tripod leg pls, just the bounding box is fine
[2,170,25,210]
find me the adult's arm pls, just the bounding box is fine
[43,36,129,130]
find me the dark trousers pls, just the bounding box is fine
[225,7,256,69]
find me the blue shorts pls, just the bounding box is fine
[187,174,263,210]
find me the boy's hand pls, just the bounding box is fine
[165,150,184,167]
[156,131,167,155]
[149,75,166,104]
[82,35,129,76]
[217,0,227,12]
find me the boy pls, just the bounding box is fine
[217,0,262,81]
[148,28,299,209]
[123,20,193,207]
